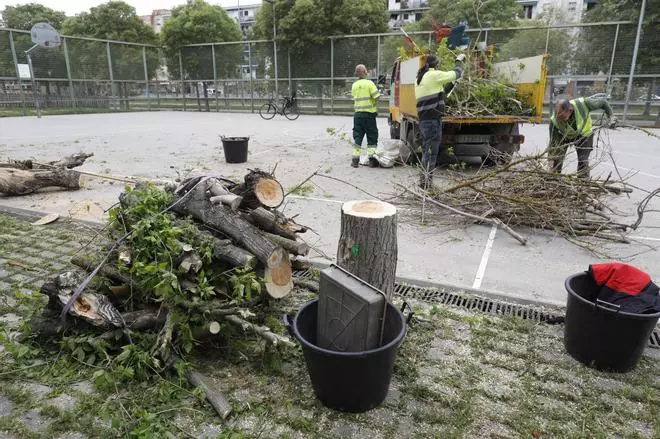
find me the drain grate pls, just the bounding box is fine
[294,270,660,349]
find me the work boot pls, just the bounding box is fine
[368,157,379,168]
[351,157,359,168]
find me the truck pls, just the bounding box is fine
[388,51,548,164]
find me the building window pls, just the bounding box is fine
[403,14,408,20]
[523,5,533,19]
[415,13,422,21]
[244,10,249,16]
[568,1,576,12]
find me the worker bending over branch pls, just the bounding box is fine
[549,97,617,178]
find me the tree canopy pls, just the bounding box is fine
[61,1,159,81]
[419,0,519,30]
[161,0,242,81]
[575,0,659,75]
[1,3,66,30]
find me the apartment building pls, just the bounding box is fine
[388,0,430,29]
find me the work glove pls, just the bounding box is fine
[608,116,618,129]
[455,54,466,62]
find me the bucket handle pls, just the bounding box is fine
[595,299,621,313]
[400,301,415,324]
[281,313,295,337]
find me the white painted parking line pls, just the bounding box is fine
[287,195,345,204]
[473,224,498,289]
[601,163,660,179]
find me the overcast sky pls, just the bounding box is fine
[0,0,261,16]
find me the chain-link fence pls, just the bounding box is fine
[1,21,658,122]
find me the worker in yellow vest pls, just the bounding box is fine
[351,64,381,168]
[415,53,465,188]
[549,97,616,177]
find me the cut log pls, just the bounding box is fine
[48,152,94,169]
[0,167,81,196]
[184,368,232,419]
[40,272,124,328]
[244,207,306,240]
[174,182,292,298]
[199,231,258,269]
[337,200,398,301]
[232,169,284,209]
[262,232,310,256]
[208,180,243,211]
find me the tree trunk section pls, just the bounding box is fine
[337,200,397,301]
[0,167,82,196]
[232,169,284,209]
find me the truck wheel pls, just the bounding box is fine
[484,124,520,165]
[390,122,400,140]
[400,127,420,164]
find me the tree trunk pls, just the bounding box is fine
[196,83,201,112]
[643,78,655,117]
[203,82,210,112]
[0,167,82,196]
[262,232,309,256]
[173,182,292,297]
[49,152,94,169]
[337,200,398,301]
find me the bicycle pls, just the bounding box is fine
[259,93,300,120]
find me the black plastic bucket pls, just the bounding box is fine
[564,273,660,372]
[288,300,406,413]
[220,136,249,163]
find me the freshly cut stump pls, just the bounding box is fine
[337,200,397,301]
[252,178,284,208]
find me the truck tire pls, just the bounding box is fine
[485,124,520,165]
[389,120,400,140]
[400,127,420,164]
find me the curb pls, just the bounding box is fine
[0,204,566,309]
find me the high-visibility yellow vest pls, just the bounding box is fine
[352,79,380,113]
[551,98,593,138]
[415,69,457,119]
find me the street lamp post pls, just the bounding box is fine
[265,0,278,99]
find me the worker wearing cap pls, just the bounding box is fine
[415,54,465,188]
[351,64,381,168]
[549,97,617,178]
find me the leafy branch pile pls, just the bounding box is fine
[28,170,313,419]
[437,38,536,118]
[399,148,656,252]
[402,37,536,118]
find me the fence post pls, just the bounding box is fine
[606,23,620,95]
[142,46,150,111]
[287,48,292,96]
[330,38,334,114]
[62,37,76,109]
[248,42,254,113]
[211,44,218,112]
[377,35,381,78]
[273,39,279,99]
[623,0,646,122]
[179,50,186,111]
[8,30,27,116]
[484,29,489,45]
[106,42,115,110]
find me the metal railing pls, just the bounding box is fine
[1,20,658,124]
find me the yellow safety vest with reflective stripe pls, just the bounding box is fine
[415,69,457,119]
[551,98,593,138]
[352,79,380,113]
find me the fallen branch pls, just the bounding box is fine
[398,184,528,245]
[223,314,295,348]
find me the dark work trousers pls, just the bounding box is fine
[420,118,443,171]
[549,133,594,177]
[352,112,378,158]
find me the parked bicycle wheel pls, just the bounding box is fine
[283,102,300,120]
[259,103,277,120]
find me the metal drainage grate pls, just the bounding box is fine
[294,270,660,349]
